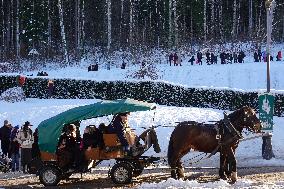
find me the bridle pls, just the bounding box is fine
[242,108,261,133]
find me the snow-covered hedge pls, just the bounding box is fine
[0,87,26,103]
[1,75,284,116]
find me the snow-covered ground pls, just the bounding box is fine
[1,47,284,188]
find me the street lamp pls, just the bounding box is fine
[262,0,276,160]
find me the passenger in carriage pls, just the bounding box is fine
[82,126,100,150]
[57,124,83,171]
[108,112,161,156]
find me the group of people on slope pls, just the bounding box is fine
[168,53,182,66]
[56,112,161,172]
[0,120,38,173]
[253,49,282,62]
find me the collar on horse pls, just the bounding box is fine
[208,112,243,158]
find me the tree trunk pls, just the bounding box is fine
[81,0,85,55]
[107,0,111,51]
[7,1,11,57]
[168,0,172,48]
[256,0,263,38]
[236,0,241,36]
[47,0,51,59]
[10,0,14,53]
[58,0,69,64]
[129,0,133,47]
[204,0,207,42]
[283,12,284,42]
[210,0,215,39]
[1,0,6,61]
[218,0,223,42]
[232,0,237,38]
[119,0,124,47]
[249,0,253,37]
[173,0,178,47]
[16,0,20,62]
[75,0,80,62]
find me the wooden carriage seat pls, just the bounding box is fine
[85,134,124,160]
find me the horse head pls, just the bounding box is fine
[229,106,262,133]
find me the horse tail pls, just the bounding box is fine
[167,135,175,167]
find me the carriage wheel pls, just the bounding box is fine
[110,162,133,184]
[39,165,61,186]
[133,167,144,177]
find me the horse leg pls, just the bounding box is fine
[219,151,227,180]
[228,149,237,183]
[176,161,185,179]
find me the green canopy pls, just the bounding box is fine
[38,99,156,153]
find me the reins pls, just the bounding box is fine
[186,112,243,165]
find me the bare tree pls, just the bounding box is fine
[16,0,20,62]
[1,0,6,60]
[47,0,51,58]
[236,0,241,36]
[168,0,172,47]
[204,0,207,42]
[58,0,69,64]
[231,0,237,38]
[107,0,111,51]
[119,0,124,47]
[129,0,133,47]
[75,0,80,62]
[249,0,253,37]
[173,0,178,47]
[218,0,224,41]
[81,0,85,54]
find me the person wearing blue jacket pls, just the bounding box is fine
[108,112,132,152]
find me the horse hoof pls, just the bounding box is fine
[219,175,227,180]
[171,170,177,179]
[230,172,237,183]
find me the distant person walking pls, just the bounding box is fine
[0,120,13,157]
[47,80,54,98]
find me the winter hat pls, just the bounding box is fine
[10,125,19,140]
[4,120,9,125]
[24,121,33,127]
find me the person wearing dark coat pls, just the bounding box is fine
[254,52,259,62]
[82,126,100,149]
[188,56,195,65]
[205,51,211,64]
[169,53,173,66]
[0,120,12,157]
[31,128,40,158]
[233,52,238,63]
[9,125,20,172]
[258,49,262,62]
[197,51,203,65]
[57,124,83,171]
[121,62,126,69]
[220,52,226,64]
[108,113,130,151]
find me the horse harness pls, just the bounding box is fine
[208,112,243,158]
[187,113,243,165]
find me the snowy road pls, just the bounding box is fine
[1,166,284,188]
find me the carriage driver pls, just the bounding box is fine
[108,112,161,156]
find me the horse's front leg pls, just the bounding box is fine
[227,148,237,183]
[219,151,227,180]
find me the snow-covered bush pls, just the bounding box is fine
[0,87,26,103]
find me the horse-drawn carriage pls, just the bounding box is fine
[30,99,160,186]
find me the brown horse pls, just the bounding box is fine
[168,106,262,182]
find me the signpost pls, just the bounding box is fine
[259,93,274,131]
[261,0,276,160]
